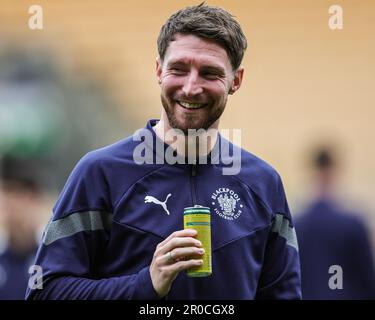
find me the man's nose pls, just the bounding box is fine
[182,72,203,97]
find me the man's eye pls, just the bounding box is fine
[203,72,219,79]
[170,68,186,74]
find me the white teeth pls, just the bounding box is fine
[178,101,205,109]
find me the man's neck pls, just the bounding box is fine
[153,119,219,159]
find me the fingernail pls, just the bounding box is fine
[198,260,203,265]
[198,249,205,254]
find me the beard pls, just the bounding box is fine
[160,93,226,135]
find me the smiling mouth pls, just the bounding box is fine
[177,100,207,110]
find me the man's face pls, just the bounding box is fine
[156,34,243,133]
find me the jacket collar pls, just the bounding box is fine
[143,119,221,166]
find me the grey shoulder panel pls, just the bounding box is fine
[271,213,299,251]
[42,211,112,246]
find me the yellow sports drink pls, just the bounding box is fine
[183,206,212,277]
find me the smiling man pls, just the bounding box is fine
[26,3,301,300]
[155,32,242,134]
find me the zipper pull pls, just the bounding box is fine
[191,163,197,177]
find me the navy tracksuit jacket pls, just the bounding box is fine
[26,120,301,299]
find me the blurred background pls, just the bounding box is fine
[0,0,374,299]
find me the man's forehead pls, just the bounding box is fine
[163,34,231,68]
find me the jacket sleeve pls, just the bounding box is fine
[25,152,160,300]
[255,175,302,300]
[350,217,375,298]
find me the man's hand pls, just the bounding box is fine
[150,229,205,298]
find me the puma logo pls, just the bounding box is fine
[144,193,172,215]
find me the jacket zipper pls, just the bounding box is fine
[165,164,197,301]
[190,163,197,206]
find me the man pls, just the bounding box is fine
[0,156,41,299]
[296,147,375,299]
[26,4,301,300]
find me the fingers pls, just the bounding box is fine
[162,258,203,276]
[157,229,198,248]
[150,229,204,298]
[156,230,201,255]
[168,246,205,262]
[161,237,202,256]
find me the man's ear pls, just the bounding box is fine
[156,57,162,84]
[229,67,244,95]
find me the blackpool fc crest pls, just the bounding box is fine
[211,188,243,220]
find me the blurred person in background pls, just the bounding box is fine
[0,156,43,300]
[0,28,125,300]
[295,146,375,299]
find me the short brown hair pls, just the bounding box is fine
[157,3,247,71]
